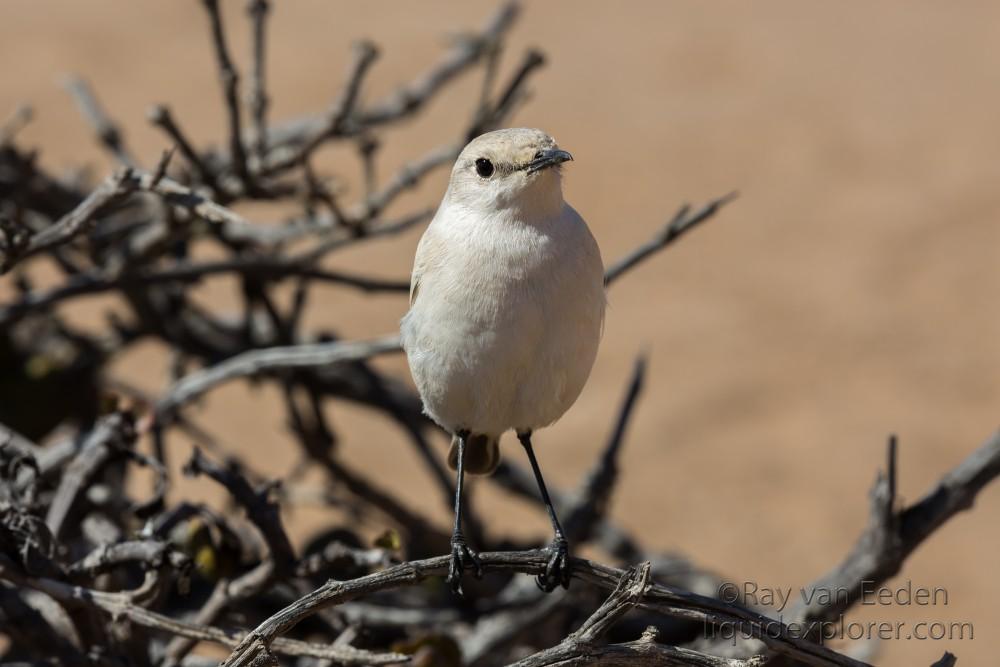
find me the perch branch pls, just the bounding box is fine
[217,551,870,667]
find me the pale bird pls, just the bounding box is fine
[401,128,606,593]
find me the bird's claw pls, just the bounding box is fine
[536,537,570,592]
[447,534,482,596]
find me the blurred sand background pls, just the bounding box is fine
[2,2,998,664]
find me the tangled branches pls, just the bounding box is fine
[0,3,993,666]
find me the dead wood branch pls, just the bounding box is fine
[155,334,402,418]
[793,430,1000,626]
[201,0,252,188]
[508,565,766,666]
[0,555,408,665]
[216,551,869,667]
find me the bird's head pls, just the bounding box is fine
[445,128,572,217]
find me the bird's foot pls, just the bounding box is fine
[447,533,482,596]
[536,537,570,592]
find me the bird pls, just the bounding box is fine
[400,128,606,594]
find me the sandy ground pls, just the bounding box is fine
[2,2,998,664]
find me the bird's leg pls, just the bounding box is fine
[447,429,482,595]
[517,430,570,592]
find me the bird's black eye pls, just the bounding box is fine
[474,158,494,178]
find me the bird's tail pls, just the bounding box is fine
[448,433,501,476]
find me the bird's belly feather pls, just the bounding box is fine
[402,251,603,436]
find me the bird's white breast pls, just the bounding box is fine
[401,203,605,436]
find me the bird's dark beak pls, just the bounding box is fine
[525,148,573,174]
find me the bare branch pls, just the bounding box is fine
[471,49,546,136]
[0,256,408,327]
[155,335,402,418]
[562,355,645,544]
[63,76,137,167]
[462,589,569,665]
[314,454,450,552]
[45,412,137,540]
[357,2,519,127]
[1,167,138,273]
[246,0,271,159]
[509,566,766,666]
[930,653,957,667]
[68,539,188,577]
[216,551,870,667]
[512,633,768,667]
[489,360,649,562]
[352,142,459,221]
[200,0,252,187]
[265,41,380,174]
[183,447,295,572]
[148,104,223,192]
[345,44,548,225]
[246,0,520,165]
[0,422,40,457]
[789,430,1000,629]
[604,192,739,286]
[1,164,312,276]
[295,542,394,579]
[0,103,33,146]
[573,561,652,642]
[294,206,434,263]
[151,147,175,187]
[703,431,1000,665]
[161,447,299,667]
[0,556,409,665]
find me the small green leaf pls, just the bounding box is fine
[374,528,402,551]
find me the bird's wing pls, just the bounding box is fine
[409,237,428,307]
[408,223,437,307]
[409,273,420,307]
[408,209,453,308]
